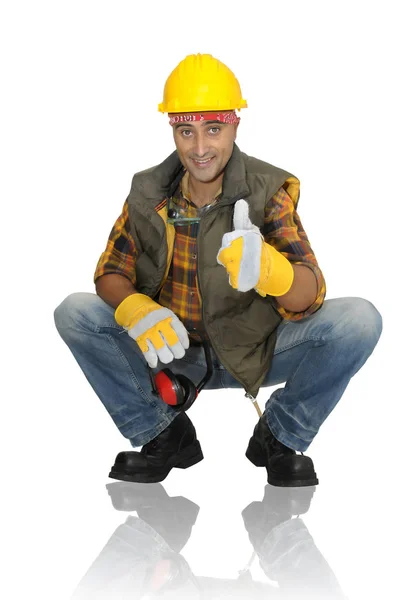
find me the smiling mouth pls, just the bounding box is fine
[191,157,215,168]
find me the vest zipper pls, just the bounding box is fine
[196,191,253,395]
[196,190,246,315]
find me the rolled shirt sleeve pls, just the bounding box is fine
[263,186,326,321]
[94,200,138,286]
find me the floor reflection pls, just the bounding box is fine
[71,483,347,599]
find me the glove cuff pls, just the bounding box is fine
[114,293,157,328]
[256,244,294,297]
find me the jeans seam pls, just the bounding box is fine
[266,339,319,449]
[274,336,321,355]
[78,311,123,335]
[130,416,176,447]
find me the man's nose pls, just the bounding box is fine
[192,132,210,158]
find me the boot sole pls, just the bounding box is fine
[246,442,319,487]
[108,441,204,484]
[268,474,319,487]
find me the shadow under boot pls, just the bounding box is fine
[106,481,200,553]
[242,485,346,599]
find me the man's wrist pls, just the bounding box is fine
[256,244,294,297]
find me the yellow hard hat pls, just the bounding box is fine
[158,53,247,113]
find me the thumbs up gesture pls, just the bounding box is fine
[216,200,294,297]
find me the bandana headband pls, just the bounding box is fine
[169,111,240,126]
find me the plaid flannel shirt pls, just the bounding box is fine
[94,173,326,327]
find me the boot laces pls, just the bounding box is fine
[141,438,160,455]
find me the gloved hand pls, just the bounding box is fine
[115,294,189,368]
[216,200,294,297]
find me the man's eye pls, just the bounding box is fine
[209,127,220,134]
[181,129,192,137]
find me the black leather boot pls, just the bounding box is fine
[109,412,203,483]
[245,412,318,487]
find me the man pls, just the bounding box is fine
[54,53,382,487]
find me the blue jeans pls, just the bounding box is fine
[54,294,382,452]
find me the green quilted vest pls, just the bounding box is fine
[127,144,299,397]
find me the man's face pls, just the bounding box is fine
[172,119,238,184]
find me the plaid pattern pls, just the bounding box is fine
[158,220,202,334]
[94,200,138,285]
[157,173,221,336]
[94,176,326,328]
[264,186,326,320]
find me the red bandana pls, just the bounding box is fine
[169,111,240,126]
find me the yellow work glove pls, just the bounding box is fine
[115,294,189,368]
[216,200,294,297]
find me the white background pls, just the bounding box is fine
[1,1,396,598]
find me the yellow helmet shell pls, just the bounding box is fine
[158,53,247,113]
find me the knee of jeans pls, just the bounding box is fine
[337,297,383,348]
[54,292,99,336]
